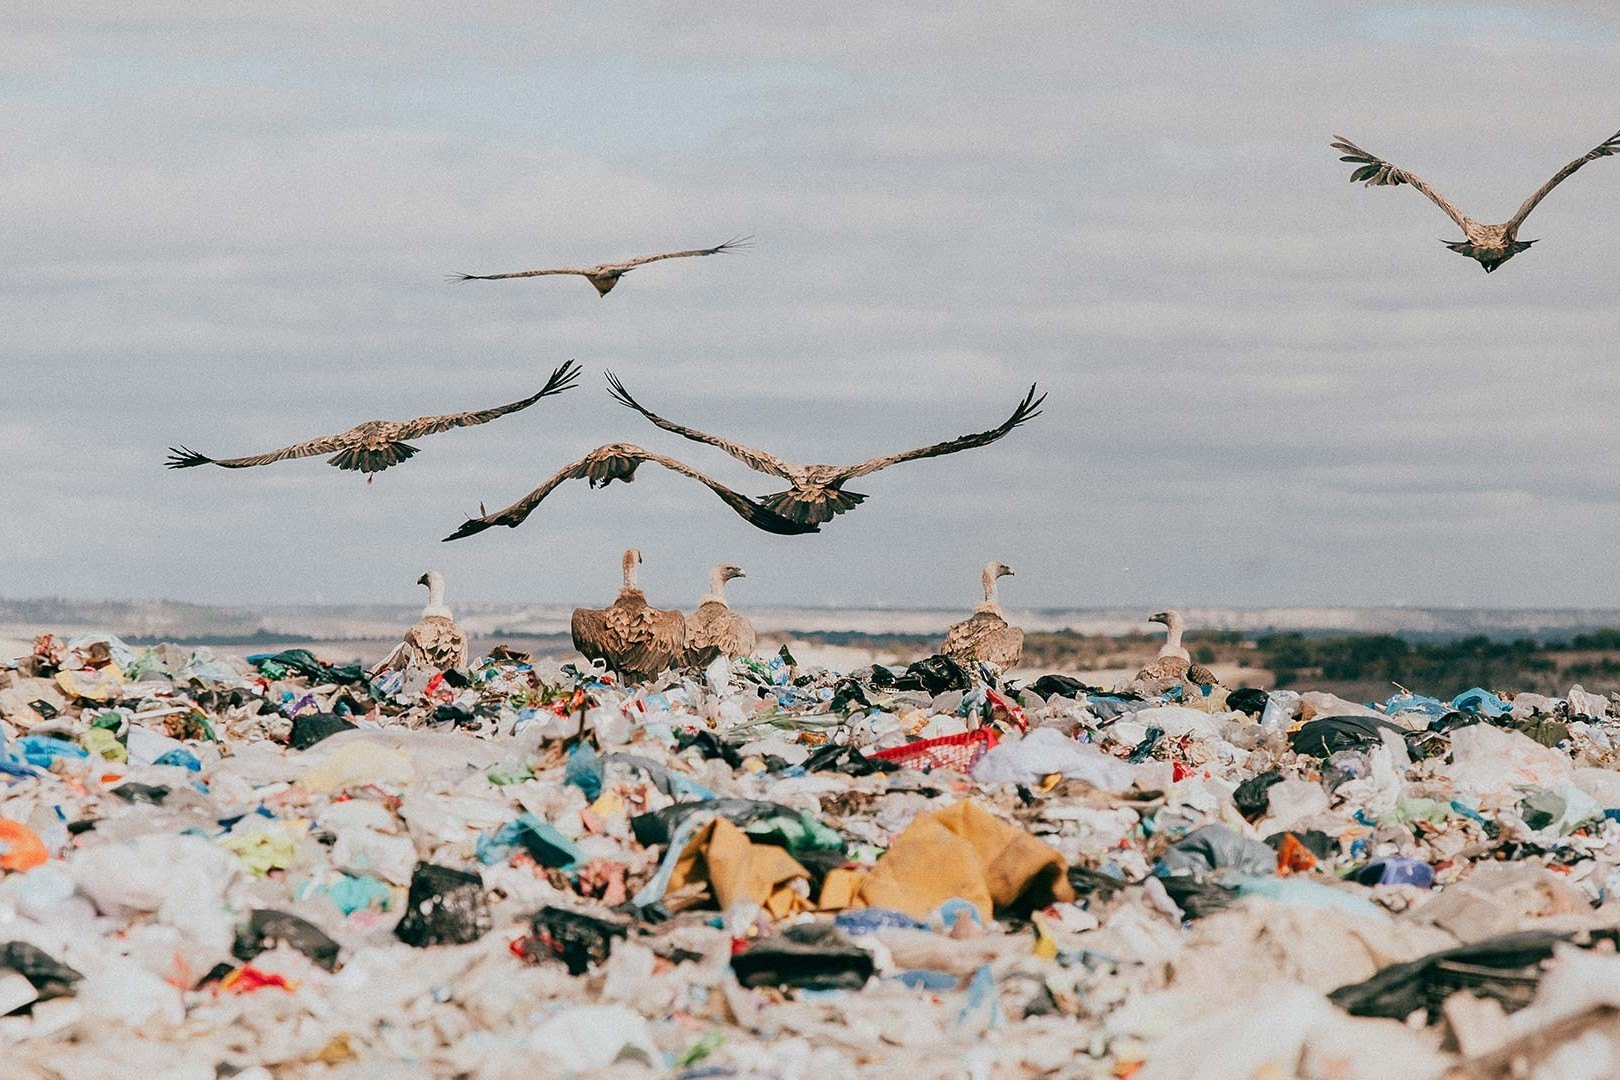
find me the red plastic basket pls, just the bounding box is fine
[867,727,1000,773]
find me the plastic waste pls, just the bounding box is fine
[392,863,491,947]
[731,923,875,990]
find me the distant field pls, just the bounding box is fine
[8,600,1620,703]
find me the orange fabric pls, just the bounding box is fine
[858,800,1073,921]
[0,820,48,871]
[1275,833,1316,876]
[668,817,811,918]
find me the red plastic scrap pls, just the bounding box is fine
[219,965,299,994]
[985,688,1028,732]
[867,728,1000,773]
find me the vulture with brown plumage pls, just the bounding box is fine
[607,373,1043,526]
[441,442,818,541]
[1333,128,1620,272]
[372,571,469,675]
[571,549,686,684]
[941,561,1024,670]
[449,237,750,297]
[167,361,580,482]
[684,563,756,668]
[1136,609,1218,686]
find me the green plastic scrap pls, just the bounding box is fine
[220,829,297,876]
[675,1031,725,1068]
[742,811,845,856]
[79,727,127,763]
[486,764,535,786]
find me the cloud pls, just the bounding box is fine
[3,3,1619,610]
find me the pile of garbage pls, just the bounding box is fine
[6,632,1620,1078]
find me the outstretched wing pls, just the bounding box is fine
[1332,135,1475,231]
[639,451,818,535]
[605,372,797,479]
[397,360,581,438]
[443,446,818,541]
[165,432,352,470]
[836,384,1045,481]
[442,456,594,540]
[1508,128,1620,231]
[605,235,752,272]
[447,267,592,282]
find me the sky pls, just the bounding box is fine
[4,2,1620,611]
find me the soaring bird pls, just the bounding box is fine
[606,374,1045,526]
[449,237,750,297]
[684,563,756,668]
[571,549,687,683]
[372,571,469,675]
[1333,129,1620,272]
[441,443,818,541]
[941,561,1024,671]
[1135,609,1217,686]
[167,360,581,481]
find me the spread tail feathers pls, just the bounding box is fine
[327,442,419,474]
[760,488,867,525]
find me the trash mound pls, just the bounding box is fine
[5,632,1620,1077]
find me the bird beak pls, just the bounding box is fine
[417,574,430,586]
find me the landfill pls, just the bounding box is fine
[7,633,1620,1078]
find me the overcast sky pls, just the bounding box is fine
[4,3,1620,612]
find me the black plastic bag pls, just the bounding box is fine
[234,909,342,972]
[676,729,743,768]
[803,743,897,776]
[1290,715,1404,758]
[524,906,630,975]
[288,712,357,750]
[1159,874,1237,920]
[1225,687,1270,718]
[630,799,795,848]
[0,941,82,1004]
[393,863,491,947]
[1330,928,1620,1022]
[1233,770,1284,821]
[892,655,969,694]
[731,923,874,991]
[1030,674,1098,700]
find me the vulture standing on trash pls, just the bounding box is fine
[373,571,469,675]
[441,443,817,541]
[167,361,581,481]
[449,237,750,297]
[1136,610,1218,686]
[607,373,1044,526]
[571,549,687,683]
[1332,128,1620,272]
[941,562,1024,670]
[684,563,756,668]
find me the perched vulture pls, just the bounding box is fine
[441,443,818,541]
[1333,128,1620,272]
[449,237,750,297]
[607,373,1044,526]
[941,561,1024,671]
[1136,609,1218,686]
[168,360,580,481]
[373,571,469,675]
[571,549,686,684]
[684,563,756,668]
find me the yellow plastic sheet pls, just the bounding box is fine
[668,817,811,918]
[858,800,1073,922]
